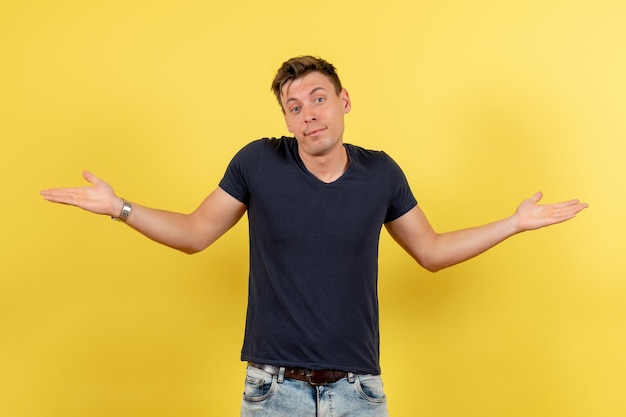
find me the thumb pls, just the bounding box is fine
[82,170,99,185]
[530,191,543,204]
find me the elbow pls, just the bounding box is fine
[181,247,201,255]
[420,261,446,273]
[412,243,457,273]
[178,231,223,255]
[424,265,443,273]
[415,254,449,273]
[179,240,210,255]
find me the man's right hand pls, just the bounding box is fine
[40,170,122,217]
[41,171,247,254]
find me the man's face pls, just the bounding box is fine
[280,71,351,158]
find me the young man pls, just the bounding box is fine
[40,56,588,416]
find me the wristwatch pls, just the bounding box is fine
[112,198,132,222]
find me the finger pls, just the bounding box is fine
[551,202,588,219]
[40,187,71,198]
[530,191,543,204]
[82,170,98,185]
[567,202,589,215]
[40,187,86,205]
[40,190,79,205]
[551,199,585,210]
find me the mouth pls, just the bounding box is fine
[304,127,326,137]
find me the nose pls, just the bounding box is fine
[302,106,317,123]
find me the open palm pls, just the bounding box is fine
[516,192,588,232]
[40,171,119,217]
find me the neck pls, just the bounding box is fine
[299,144,349,183]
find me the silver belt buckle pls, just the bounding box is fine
[306,370,329,386]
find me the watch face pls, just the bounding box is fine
[112,201,131,221]
[121,202,131,219]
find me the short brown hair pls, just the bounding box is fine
[271,56,343,111]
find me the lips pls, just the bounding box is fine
[304,127,326,137]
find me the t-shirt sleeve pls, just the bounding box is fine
[383,153,418,223]
[218,140,264,205]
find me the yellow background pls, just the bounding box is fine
[1,0,624,416]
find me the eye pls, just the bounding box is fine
[290,106,301,113]
[315,97,325,104]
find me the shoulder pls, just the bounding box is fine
[345,143,398,169]
[235,136,296,157]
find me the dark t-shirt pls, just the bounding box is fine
[219,137,417,374]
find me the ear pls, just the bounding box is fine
[340,88,352,114]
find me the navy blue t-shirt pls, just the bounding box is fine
[219,137,417,374]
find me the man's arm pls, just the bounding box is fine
[40,171,247,254]
[384,192,588,272]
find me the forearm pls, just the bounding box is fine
[422,215,521,272]
[118,200,208,254]
[112,187,246,254]
[387,194,587,273]
[41,172,246,254]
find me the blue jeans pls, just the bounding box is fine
[240,365,389,417]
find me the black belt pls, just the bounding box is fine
[248,362,349,386]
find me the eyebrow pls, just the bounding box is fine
[285,86,328,104]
